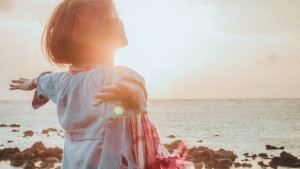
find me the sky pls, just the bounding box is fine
[0,0,299,100]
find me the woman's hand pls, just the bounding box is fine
[93,80,147,114]
[9,78,37,91]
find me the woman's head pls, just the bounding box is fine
[43,0,127,67]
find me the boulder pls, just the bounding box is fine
[31,141,47,151]
[269,151,300,168]
[23,130,34,137]
[42,129,49,134]
[213,158,232,169]
[214,149,237,161]
[9,124,20,127]
[0,147,20,160]
[167,135,176,138]
[0,124,8,127]
[10,153,26,167]
[266,145,284,150]
[258,153,268,158]
[24,161,35,169]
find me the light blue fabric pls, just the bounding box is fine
[35,66,145,169]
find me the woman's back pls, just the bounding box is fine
[35,65,143,169]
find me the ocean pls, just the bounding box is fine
[0,99,299,168]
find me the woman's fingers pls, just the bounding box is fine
[100,85,123,94]
[9,84,20,90]
[92,99,103,107]
[95,92,118,101]
[11,79,24,84]
[116,82,131,93]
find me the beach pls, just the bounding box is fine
[0,99,300,168]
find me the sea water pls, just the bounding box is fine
[0,99,299,168]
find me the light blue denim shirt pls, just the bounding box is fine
[33,65,145,169]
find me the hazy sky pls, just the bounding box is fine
[0,0,299,100]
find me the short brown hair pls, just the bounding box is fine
[42,0,116,67]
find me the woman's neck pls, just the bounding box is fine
[74,51,115,67]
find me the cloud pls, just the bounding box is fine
[0,0,15,12]
[200,0,300,35]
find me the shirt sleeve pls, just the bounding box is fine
[110,65,147,99]
[32,71,64,110]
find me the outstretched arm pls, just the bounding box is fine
[9,71,52,91]
[10,78,38,91]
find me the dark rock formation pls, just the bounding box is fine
[9,124,20,127]
[42,129,49,134]
[0,141,63,168]
[167,135,176,138]
[163,140,238,169]
[0,124,8,127]
[266,145,284,150]
[23,130,34,137]
[258,153,268,158]
[269,151,300,168]
[11,129,19,132]
[258,161,269,167]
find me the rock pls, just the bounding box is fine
[0,147,21,160]
[0,144,3,146]
[10,153,26,167]
[167,135,176,138]
[23,130,34,137]
[197,140,203,142]
[191,147,214,163]
[11,129,19,132]
[246,154,257,159]
[205,161,213,169]
[194,162,203,169]
[214,135,218,137]
[7,141,13,143]
[233,162,241,167]
[31,141,47,151]
[186,155,194,162]
[42,129,49,134]
[214,149,237,161]
[269,157,281,168]
[0,124,8,127]
[269,151,300,168]
[258,153,268,158]
[213,158,232,169]
[46,157,60,162]
[47,127,58,132]
[24,161,35,169]
[9,124,20,127]
[258,161,269,167]
[21,148,36,160]
[243,153,249,156]
[241,163,252,167]
[40,160,54,168]
[55,166,62,169]
[266,145,284,150]
[39,147,63,160]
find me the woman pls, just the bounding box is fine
[9,0,163,168]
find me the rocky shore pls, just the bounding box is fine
[1,124,300,169]
[163,140,300,169]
